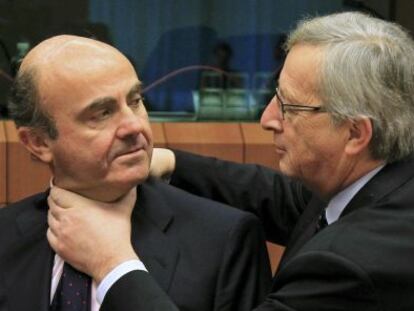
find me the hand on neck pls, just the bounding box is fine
[47,185,139,282]
[51,177,137,203]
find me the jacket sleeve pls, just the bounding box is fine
[170,150,311,245]
[213,213,272,311]
[100,270,179,311]
[254,251,381,311]
[101,251,380,311]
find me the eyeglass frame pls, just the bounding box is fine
[274,87,327,120]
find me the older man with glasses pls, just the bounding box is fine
[47,11,414,311]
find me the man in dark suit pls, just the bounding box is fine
[45,12,414,310]
[0,35,271,310]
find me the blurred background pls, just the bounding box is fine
[0,0,412,121]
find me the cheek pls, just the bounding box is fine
[61,130,114,164]
[285,139,309,170]
[283,125,323,167]
[295,130,344,171]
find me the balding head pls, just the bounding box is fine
[9,35,136,139]
[21,35,123,74]
[9,35,152,201]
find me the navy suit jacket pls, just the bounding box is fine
[0,177,271,311]
[100,151,414,310]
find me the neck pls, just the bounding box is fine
[51,178,137,203]
[81,189,134,203]
[312,157,385,200]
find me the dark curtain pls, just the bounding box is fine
[89,0,344,111]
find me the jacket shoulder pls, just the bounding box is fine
[143,177,259,225]
[0,192,47,216]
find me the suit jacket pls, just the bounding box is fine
[100,151,414,311]
[0,177,271,311]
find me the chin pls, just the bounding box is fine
[116,169,149,187]
[278,161,297,179]
[104,178,143,201]
[278,160,289,175]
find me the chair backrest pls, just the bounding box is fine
[223,73,251,120]
[200,71,225,90]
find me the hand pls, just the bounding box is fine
[47,186,139,283]
[149,148,176,180]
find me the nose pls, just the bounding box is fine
[260,95,283,132]
[116,107,143,139]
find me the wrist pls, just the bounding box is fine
[93,250,139,283]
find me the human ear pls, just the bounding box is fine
[344,117,373,156]
[18,127,53,163]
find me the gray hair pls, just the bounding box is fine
[286,12,414,162]
[8,68,58,139]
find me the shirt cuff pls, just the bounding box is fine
[96,259,148,303]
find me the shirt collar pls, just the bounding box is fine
[325,164,385,224]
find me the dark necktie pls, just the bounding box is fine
[277,198,327,271]
[315,209,328,232]
[50,262,92,311]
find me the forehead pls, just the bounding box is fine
[34,41,139,115]
[37,39,133,83]
[279,44,323,98]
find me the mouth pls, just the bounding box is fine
[117,147,145,158]
[122,146,142,155]
[274,145,286,155]
[113,142,148,160]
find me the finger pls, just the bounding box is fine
[46,227,59,252]
[47,209,60,236]
[47,195,63,220]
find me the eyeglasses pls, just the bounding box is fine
[274,87,326,120]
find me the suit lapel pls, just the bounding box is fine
[130,178,179,293]
[277,196,326,271]
[5,194,54,311]
[342,158,414,216]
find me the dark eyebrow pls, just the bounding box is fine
[126,82,142,102]
[77,82,142,120]
[81,97,116,116]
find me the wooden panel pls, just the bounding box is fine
[164,122,244,163]
[151,122,166,148]
[5,121,51,203]
[0,121,6,206]
[241,123,279,169]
